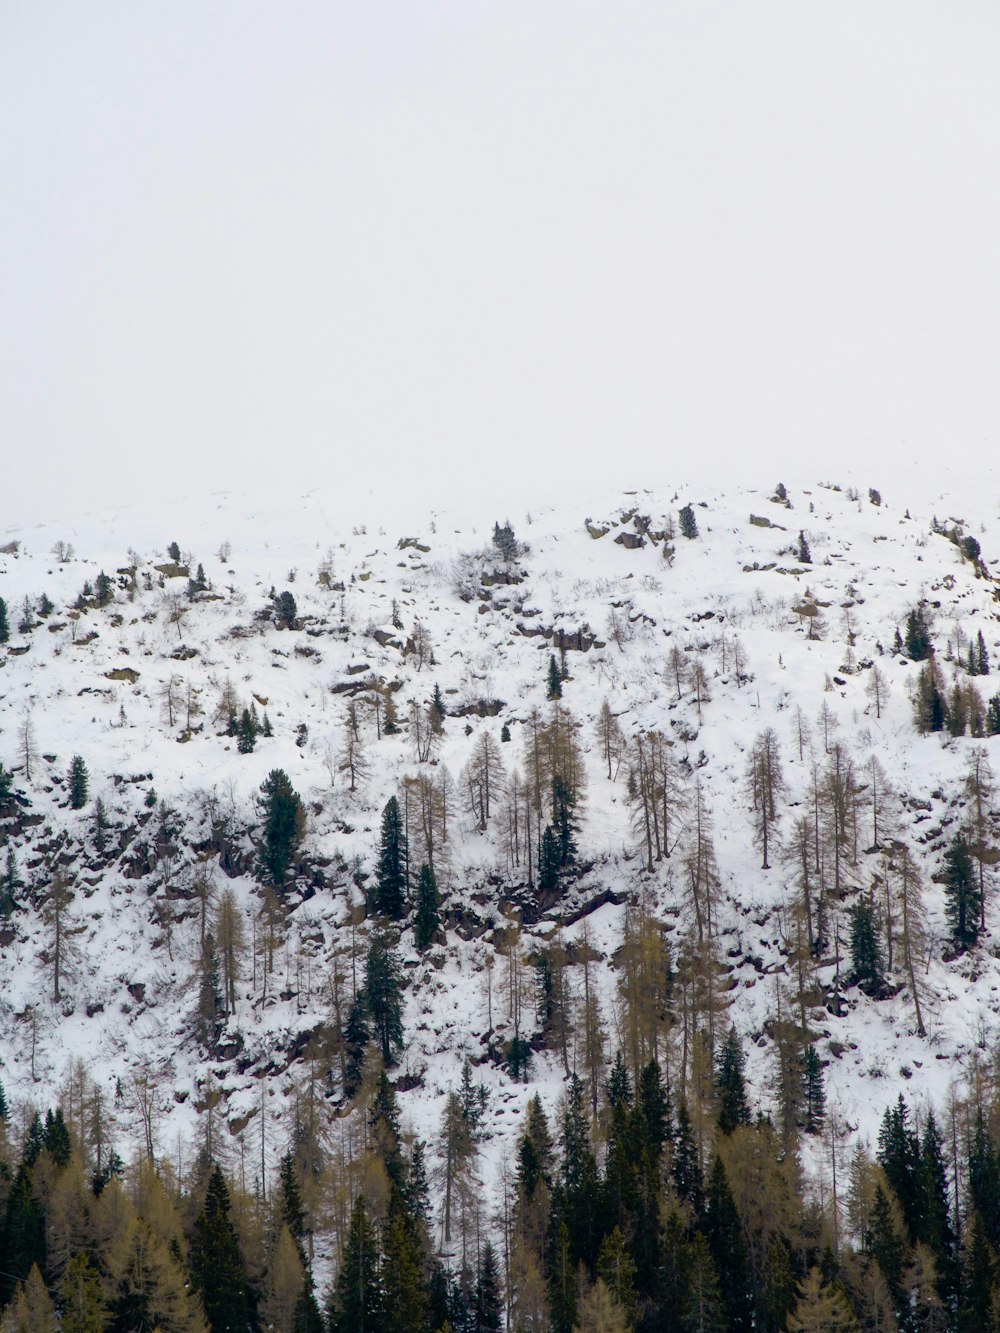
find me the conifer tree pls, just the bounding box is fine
[716,1026,751,1134]
[546,654,562,700]
[475,1240,503,1333]
[802,1044,825,1133]
[848,899,885,996]
[375,796,407,918]
[329,1195,383,1333]
[278,1152,307,1260]
[364,932,404,1066]
[554,1073,602,1270]
[342,995,370,1099]
[798,530,812,563]
[414,862,440,951]
[958,1210,997,1333]
[944,830,979,950]
[1,1263,59,1333]
[1,846,21,916]
[68,755,89,809]
[190,1164,257,1332]
[679,504,699,539]
[258,769,303,892]
[60,1249,110,1333]
[704,1154,753,1332]
[682,1232,727,1332]
[904,605,932,660]
[672,1101,704,1213]
[380,1190,429,1333]
[237,708,257,754]
[0,596,9,643]
[786,1266,859,1331]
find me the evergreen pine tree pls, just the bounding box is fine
[704,1154,753,1332]
[329,1195,383,1333]
[638,1059,671,1159]
[920,1111,957,1303]
[430,683,446,732]
[190,1164,258,1333]
[555,1072,603,1269]
[798,530,812,563]
[43,1107,71,1165]
[258,768,303,891]
[878,1095,923,1238]
[279,1152,307,1259]
[94,571,113,606]
[863,1183,905,1308]
[551,776,578,868]
[970,1112,1000,1249]
[237,708,257,754]
[475,1241,503,1333]
[672,1101,704,1213]
[958,1210,998,1333]
[0,596,9,643]
[904,606,932,660]
[802,1044,825,1132]
[343,994,370,1098]
[683,1232,727,1333]
[292,1280,324,1333]
[276,590,297,627]
[375,796,407,919]
[93,797,108,855]
[369,1071,404,1187]
[546,654,562,700]
[365,932,404,1066]
[380,1191,429,1333]
[1,846,21,916]
[944,830,980,950]
[679,504,699,539]
[716,1026,751,1134]
[538,825,560,895]
[0,1160,46,1305]
[67,754,89,809]
[414,863,440,951]
[848,899,886,996]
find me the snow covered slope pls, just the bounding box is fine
[2,474,1000,1238]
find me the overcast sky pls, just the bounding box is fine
[3,2,999,527]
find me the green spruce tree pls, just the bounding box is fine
[190,1164,258,1333]
[414,862,440,951]
[547,654,562,700]
[944,830,980,950]
[374,796,407,919]
[365,932,404,1066]
[68,755,89,809]
[259,769,303,892]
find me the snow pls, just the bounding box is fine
[2,471,1000,1243]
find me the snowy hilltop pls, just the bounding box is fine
[2,473,1000,1316]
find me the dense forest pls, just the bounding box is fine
[5,1019,1000,1329]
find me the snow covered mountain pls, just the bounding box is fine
[2,473,999,1244]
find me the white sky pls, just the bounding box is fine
[3,2,999,527]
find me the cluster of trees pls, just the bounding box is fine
[10,1044,1000,1332]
